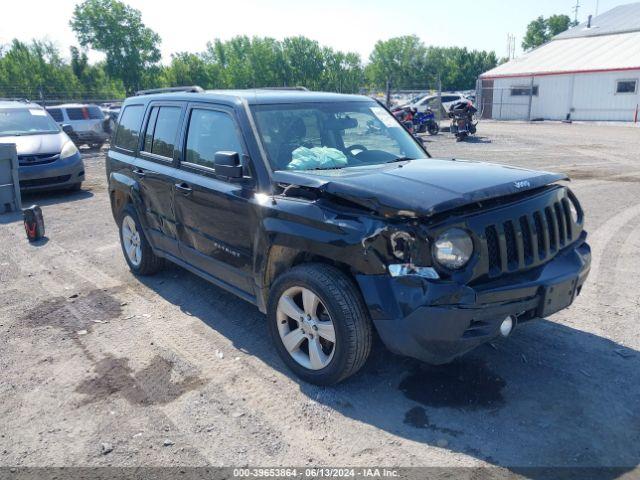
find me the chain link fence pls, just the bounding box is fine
[477,75,640,122]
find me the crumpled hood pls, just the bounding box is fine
[273,158,568,218]
[0,132,68,155]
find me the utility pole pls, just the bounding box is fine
[572,0,581,24]
[506,34,516,60]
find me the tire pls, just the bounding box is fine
[427,123,439,135]
[90,142,104,150]
[117,204,164,276]
[267,263,372,385]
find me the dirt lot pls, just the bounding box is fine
[1,121,639,473]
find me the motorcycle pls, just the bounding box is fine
[448,101,478,141]
[413,109,439,135]
[393,107,439,135]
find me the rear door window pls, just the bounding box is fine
[142,106,182,159]
[113,105,144,151]
[184,109,243,169]
[65,108,84,120]
[47,108,63,122]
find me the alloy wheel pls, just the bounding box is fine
[121,215,142,267]
[276,286,336,370]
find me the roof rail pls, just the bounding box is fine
[134,86,204,96]
[259,86,309,91]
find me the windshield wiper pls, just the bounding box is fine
[386,156,415,163]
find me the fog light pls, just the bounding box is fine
[500,316,514,337]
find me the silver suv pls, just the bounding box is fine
[46,103,109,149]
[0,100,85,191]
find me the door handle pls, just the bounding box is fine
[175,182,193,195]
[133,168,146,178]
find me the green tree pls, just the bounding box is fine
[0,40,79,100]
[522,14,576,51]
[70,0,161,94]
[197,36,362,92]
[163,52,222,89]
[281,36,325,89]
[548,14,575,35]
[70,46,124,99]
[522,16,549,51]
[367,35,429,90]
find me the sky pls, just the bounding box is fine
[1,0,635,64]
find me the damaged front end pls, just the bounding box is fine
[270,168,590,365]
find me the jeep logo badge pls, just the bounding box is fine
[514,180,531,189]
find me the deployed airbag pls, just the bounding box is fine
[287,146,348,170]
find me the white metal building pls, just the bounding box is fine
[479,3,640,122]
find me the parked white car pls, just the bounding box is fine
[404,93,470,115]
[46,104,110,149]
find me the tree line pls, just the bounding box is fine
[0,0,501,101]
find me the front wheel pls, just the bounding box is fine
[427,122,439,135]
[267,263,372,385]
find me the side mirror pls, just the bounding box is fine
[61,124,74,135]
[214,151,243,178]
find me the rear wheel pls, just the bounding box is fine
[267,263,372,385]
[117,204,164,275]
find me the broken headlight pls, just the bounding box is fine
[432,228,473,270]
[388,264,439,279]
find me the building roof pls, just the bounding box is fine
[481,2,640,79]
[555,2,640,39]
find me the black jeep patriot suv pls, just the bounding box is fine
[107,88,591,385]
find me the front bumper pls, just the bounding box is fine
[356,235,591,364]
[69,130,108,145]
[19,152,85,191]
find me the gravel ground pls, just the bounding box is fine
[1,121,639,474]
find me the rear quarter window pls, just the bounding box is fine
[114,105,144,151]
[88,106,104,119]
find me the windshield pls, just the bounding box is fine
[0,108,60,137]
[251,101,428,171]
